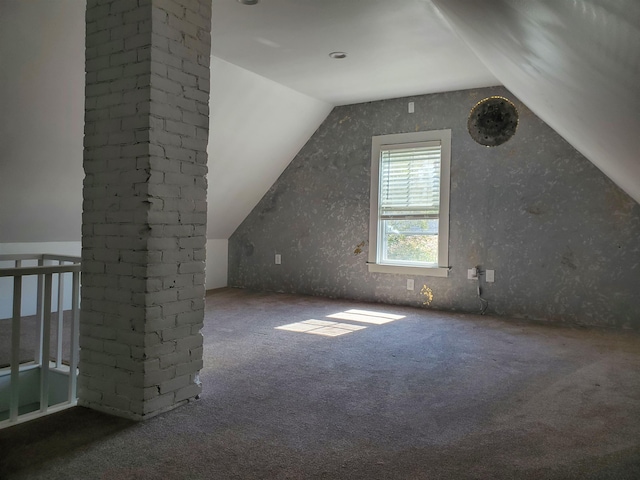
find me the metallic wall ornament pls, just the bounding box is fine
[468,96,519,147]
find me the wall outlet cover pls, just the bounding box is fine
[486,269,495,282]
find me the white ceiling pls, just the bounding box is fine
[210,0,499,105]
[211,0,640,206]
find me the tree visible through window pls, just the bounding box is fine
[384,219,439,263]
[368,130,451,276]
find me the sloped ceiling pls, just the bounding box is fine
[0,0,85,243]
[212,0,640,223]
[431,0,640,205]
[2,0,637,245]
[207,57,331,239]
[212,0,640,216]
[0,0,498,243]
[206,0,501,240]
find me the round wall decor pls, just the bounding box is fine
[468,96,519,147]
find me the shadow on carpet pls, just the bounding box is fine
[0,406,134,478]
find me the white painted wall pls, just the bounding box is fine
[0,0,85,243]
[205,239,228,290]
[207,56,332,239]
[0,242,81,258]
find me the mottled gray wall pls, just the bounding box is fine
[229,87,640,330]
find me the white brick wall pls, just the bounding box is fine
[81,0,211,421]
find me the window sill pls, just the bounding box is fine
[367,263,450,277]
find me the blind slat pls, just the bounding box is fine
[380,142,441,217]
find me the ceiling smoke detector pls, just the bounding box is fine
[329,52,347,59]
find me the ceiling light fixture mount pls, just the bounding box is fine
[329,52,347,59]
[468,96,519,147]
[237,0,259,5]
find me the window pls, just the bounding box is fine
[368,130,451,276]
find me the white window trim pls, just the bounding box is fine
[368,130,451,277]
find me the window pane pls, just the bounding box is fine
[382,219,438,264]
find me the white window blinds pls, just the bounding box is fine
[379,141,442,219]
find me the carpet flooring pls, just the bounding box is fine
[1,287,640,479]
[0,311,73,368]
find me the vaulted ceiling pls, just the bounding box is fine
[206,0,502,238]
[1,0,638,244]
[210,0,640,207]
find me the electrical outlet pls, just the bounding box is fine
[275,254,281,265]
[407,279,414,291]
[486,270,495,283]
[467,268,478,280]
[408,101,415,113]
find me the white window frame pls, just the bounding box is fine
[368,130,451,277]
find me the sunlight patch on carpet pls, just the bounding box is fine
[326,309,405,325]
[276,319,366,337]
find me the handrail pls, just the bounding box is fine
[43,254,82,263]
[0,254,81,263]
[0,264,81,277]
[0,254,80,278]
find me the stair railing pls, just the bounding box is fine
[0,254,81,428]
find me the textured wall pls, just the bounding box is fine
[229,86,640,330]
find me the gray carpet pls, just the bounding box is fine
[2,287,640,479]
[0,311,73,368]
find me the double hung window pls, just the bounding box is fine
[368,130,451,276]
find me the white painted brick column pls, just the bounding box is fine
[81,0,211,420]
